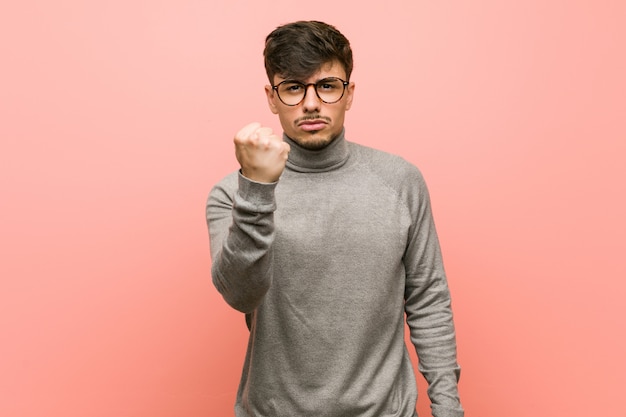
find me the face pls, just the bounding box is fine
[265,60,355,150]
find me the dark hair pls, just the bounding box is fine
[264,21,353,84]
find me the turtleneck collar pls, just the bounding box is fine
[283,128,350,173]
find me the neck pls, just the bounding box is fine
[284,129,350,173]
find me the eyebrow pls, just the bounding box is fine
[281,77,341,84]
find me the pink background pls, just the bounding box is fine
[1,1,625,416]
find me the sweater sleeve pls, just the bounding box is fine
[403,169,464,417]
[206,172,278,313]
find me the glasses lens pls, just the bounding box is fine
[315,78,345,104]
[277,82,306,106]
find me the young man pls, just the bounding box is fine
[207,21,464,417]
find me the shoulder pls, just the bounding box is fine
[348,142,427,190]
[348,143,435,222]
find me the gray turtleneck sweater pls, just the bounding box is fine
[207,130,463,417]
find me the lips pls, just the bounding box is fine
[298,120,328,132]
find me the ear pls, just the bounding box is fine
[344,81,355,111]
[265,85,279,114]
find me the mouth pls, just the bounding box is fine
[297,119,329,132]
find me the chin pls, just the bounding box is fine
[292,133,335,150]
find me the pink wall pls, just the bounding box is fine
[1,1,625,416]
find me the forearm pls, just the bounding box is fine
[208,173,277,313]
[405,272,463,417]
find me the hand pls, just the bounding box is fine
[234,122,290,183]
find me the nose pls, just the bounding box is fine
[302,84,321,113]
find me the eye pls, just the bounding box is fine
[279,82,304,94]
[317,79,341,91]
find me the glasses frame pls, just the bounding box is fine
[272,77,350,106]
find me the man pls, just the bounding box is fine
[207,21,464,417]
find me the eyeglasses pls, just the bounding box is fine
[272,77,349,106]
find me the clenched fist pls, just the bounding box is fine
[234,122,290,183]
